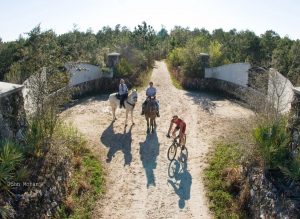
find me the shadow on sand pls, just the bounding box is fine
[168,160,192,209]
[100,121,133,166]
[139,133,160,188]
[184,90,225,114]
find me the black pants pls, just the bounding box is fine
[120,93,128,108]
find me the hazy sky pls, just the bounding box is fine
[1,0,300,42]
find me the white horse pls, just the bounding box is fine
[109,89,138,126]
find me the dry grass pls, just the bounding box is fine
[73,157,82,170]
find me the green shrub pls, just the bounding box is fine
[101,67,112,74]
[0,140,24,194]
[280,154,300,181]
[167,47,185,68]
[115,58,133,77]
[252,118,289,169]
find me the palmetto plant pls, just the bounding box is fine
[252,119,290,168]
[0,140,23,194]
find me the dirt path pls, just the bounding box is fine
[61,61,254,219]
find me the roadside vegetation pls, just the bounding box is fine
[54,124,104,219]
[204,97,300,218]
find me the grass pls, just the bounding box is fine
[134,68,153,91]
[164,60,184,90]
[204,143,246,219]
[53,123,104,219]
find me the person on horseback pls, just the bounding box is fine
[141,81,160,117]
[118,79,128,108]
[166,115,186,149]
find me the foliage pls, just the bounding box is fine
[204,143,244,219]
[54,124,104,219]
[280,154,300,181]
[167,47,185,68]
[252,118,290,169]
[0,140,25,195]
[114,58,133,77]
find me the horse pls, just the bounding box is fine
[109,89,138,126]
[144,97,157,133]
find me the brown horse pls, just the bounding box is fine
[144,98,157,133]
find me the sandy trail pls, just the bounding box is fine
[62,61,253,219]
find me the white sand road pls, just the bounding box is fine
[61,61,253,219]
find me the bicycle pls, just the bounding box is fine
[167,135,188,163]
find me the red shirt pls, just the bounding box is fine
[174,119,186,127]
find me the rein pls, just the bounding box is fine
[126,100,136,108]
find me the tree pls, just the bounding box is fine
[260,30,280,67]
[287,40,300,85]
[169,26,191,49]
[271,37,293,76]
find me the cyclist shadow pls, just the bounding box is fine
[168,159,192,209]
[100,121,133,166]
[139,133,160,188]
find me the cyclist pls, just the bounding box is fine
[166,115,186,149]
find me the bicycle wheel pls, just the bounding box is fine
[168,159,180,178]
[167,143,177,161]
[179,147,188,163]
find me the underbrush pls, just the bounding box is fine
[54,124,104,219]
[204,143,248,219]
[204,115,300,218]
[165,60,183,90]
[0,122,104,219]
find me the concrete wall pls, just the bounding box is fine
[0,82,27,142]
[268,68,294,113]
[205,63,251,87]
[65,63,113,86]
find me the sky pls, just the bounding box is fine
[1,0,300,42]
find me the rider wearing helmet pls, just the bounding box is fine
[141,81,160,117]
[166,115,186,149]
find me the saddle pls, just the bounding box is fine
[145,98,158,111]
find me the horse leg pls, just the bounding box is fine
[112,106,116,121]
[151,118,154,133]
[146,117,150,133]
[125,109,128,127]
[131,109,134,125]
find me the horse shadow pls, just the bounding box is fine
[168,160,192,209]
[139,133,160,188]
[100,122,133,166]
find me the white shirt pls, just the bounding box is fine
[146,86,156,97]
[119,84,128,95]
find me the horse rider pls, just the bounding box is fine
[118,79,128,108]
[166,115,186,149]
[141,81,160,117]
